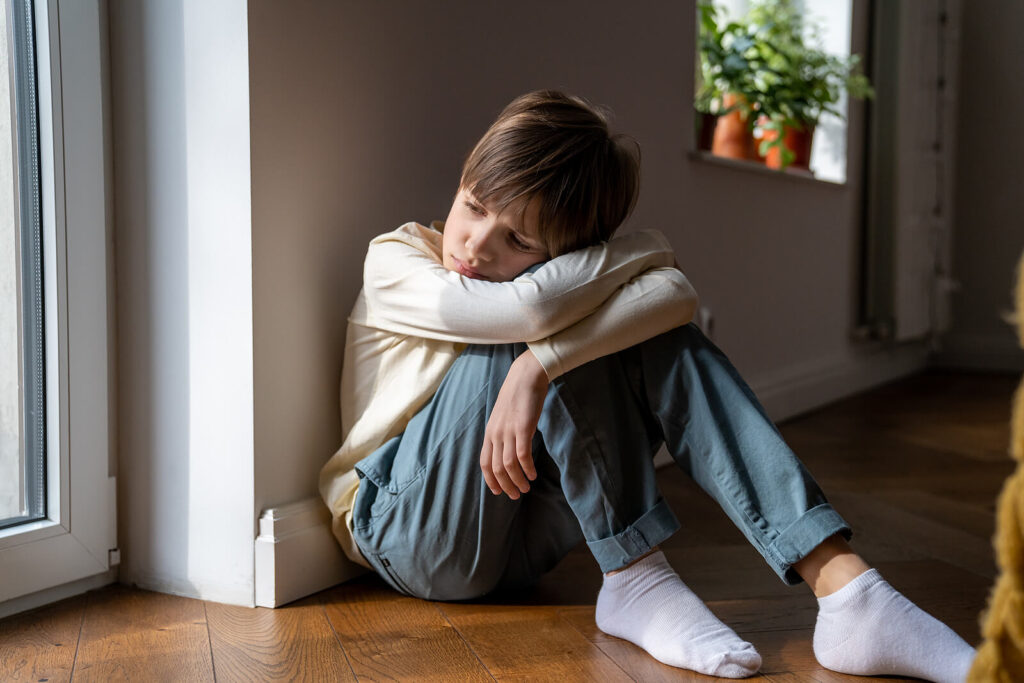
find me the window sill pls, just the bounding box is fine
[688,151,845,187]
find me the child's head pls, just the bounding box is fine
[442,90,640,282]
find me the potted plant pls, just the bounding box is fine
[697,2,784,162]
[745,0,875,170]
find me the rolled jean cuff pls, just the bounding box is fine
[766,503,852,585]
[586,499,680,573]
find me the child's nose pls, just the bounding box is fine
[467,225,498,261]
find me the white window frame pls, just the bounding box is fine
[0,0,115,611]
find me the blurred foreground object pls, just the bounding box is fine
[969,251,1024,681]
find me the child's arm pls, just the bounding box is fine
[528,266,697,379]
[480,266,698,498]
[360,222,677,344]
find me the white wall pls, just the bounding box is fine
[110,0,256,605]
[941,0,1024,370]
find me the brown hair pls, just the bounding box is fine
[459,90,640,257]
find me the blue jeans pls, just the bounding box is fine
[352,323,850,601]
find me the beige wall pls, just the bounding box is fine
[248,0,921,512]
[943,0,1024,369]
[248,1,348,514]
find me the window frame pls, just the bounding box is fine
[0,0,116,611]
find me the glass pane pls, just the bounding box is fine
[1,0,45,529]
[1,0,22,520]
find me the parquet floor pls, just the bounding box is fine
[1,369,1018,682]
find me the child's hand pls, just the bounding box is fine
[480,349,549,500]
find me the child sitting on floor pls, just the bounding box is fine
[319,90,976,681]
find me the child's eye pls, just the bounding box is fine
[465,201,485,216]
[508,233,532,251]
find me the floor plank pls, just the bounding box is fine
[557,605,607,642]
[868,489,999,540]
[439,602,632,681]
[741,629,821,675]
[321,576,492,681]
[0,593,86,683]
[661,545,796,602]
[827,491,998,579]
[206,596,354,681]
[71,587,213,682]
[763,671,884,682]
[703,595,819,633]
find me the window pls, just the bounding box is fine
[0,0,115,615]
[695,0,863,183]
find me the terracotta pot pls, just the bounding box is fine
[695,111,717,152]
[761,121,815,170]
[711,93,760,162]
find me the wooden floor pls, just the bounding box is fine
[2,369,1018,682]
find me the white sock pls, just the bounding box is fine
[813,569,976,683]
[595,550,761,678]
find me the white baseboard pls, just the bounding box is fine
[254,498,368,608]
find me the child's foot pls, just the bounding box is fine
[595,550,761,678]
[813,568,976,683]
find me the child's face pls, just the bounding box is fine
[442,188,549,282]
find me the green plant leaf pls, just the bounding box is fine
[694,0,875,127]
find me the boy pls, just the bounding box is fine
[320,91,976,680]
